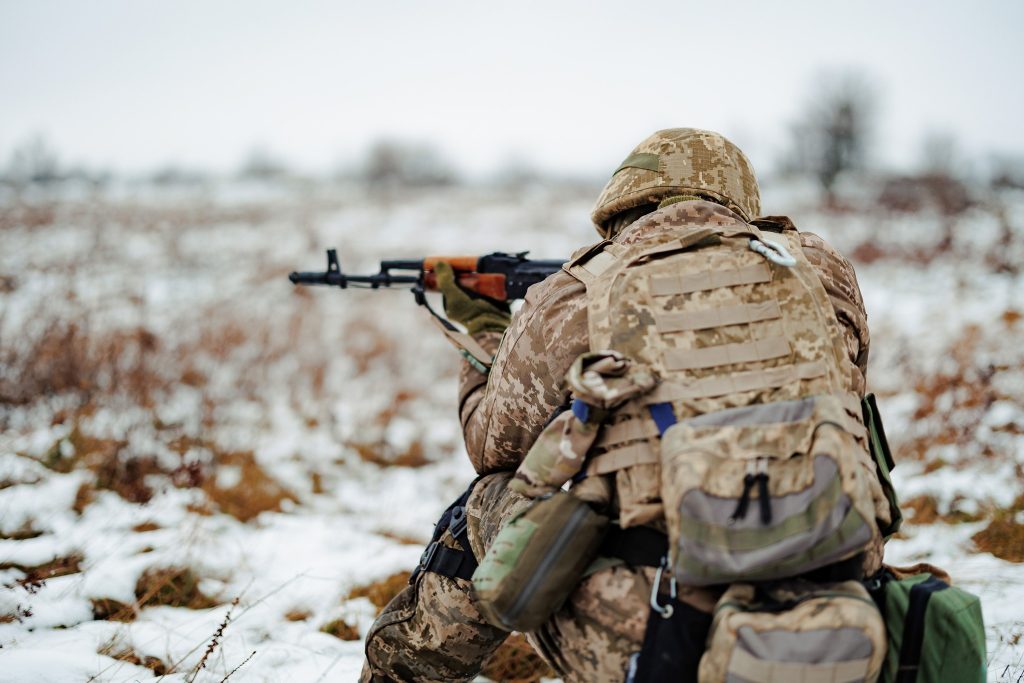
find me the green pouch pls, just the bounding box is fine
[866,568,986,682]
[862,393,903,538]
[471,491,608,632]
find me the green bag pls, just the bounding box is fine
[866,567,986,683]
[471,491,608,632]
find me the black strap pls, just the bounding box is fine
[600,525,668,568]
[409,480,480,584]
[896,576,949,683]
[627,598,711,683]
[800,552,866,583]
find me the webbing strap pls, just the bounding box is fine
[648,403,677,435]
[645,361,827,403]
[429,317,494,371]
[600,525,668,568]
[727,646,871,683]
[418,539,477,581]
[897,577,949,683]
[566,242,627,285]
[655,300,782,333]
[572,398,592,423]
[664,336,790,371]
[650,262,771,296]
[410,483,480,584]
[586,443,659,475]
[596,418,660,448]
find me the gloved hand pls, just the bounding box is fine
[434,261,512,336]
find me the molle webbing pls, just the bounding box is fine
[655,301,782,333]
[597,418,661,446]
[646,361,827,402]
[587,394,867,477]
[650,262,772,296]
[586,443,659,476]
[663,336,791,372]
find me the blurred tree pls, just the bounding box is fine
[3,134,61,186]
[361,140,457,188]
[920,132,960,177]
[238,146,290,180]
[785,72,877,203]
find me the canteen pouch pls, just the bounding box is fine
[661,394,889,585]
[471,491,608,632]
[699,579,887,683]
[864,566,986,683]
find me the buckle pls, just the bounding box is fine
[419,541,440,571]
[448,506,468,540]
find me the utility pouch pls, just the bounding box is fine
[864,566,986,683]
[471,491,608,632]
[661,394,888,586]
[862,393,903,539]
[699,579,887,683]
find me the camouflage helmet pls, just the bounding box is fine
[592,128,761,236]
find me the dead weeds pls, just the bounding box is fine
[0,553,83,588]
[347,571,410,613]
[350,440,430,469]
[320,618,361,641]
[973,517,1024,563]
[200,450,297,522]
[135,567,218,610]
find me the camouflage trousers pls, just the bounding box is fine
[360,472,713,682]
[360,472,526,682]
[361,471,884,682]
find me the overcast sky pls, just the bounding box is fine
[2,0,1022,177]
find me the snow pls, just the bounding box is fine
[1,178,1022,680]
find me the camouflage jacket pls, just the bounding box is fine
[458,201,870,475]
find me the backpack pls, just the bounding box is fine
[564,203,891,584]
[865,565,986,683]
[699,579,888,683]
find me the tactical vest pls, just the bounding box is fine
[564,202,889,586]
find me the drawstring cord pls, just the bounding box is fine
[731,459,773,525]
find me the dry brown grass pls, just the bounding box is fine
[0,553,83,589]
[200,450,297,522]
[91,598,133,622]
[375,530,426,545]
[903,495,942,525]
[96,636,168,676]
[350,440,430,468]
[134,567,217,610]
[347,571,410,614]
[283,609,311,622]
[0,522,43,541]
[973,497,1024,563]
[320,618,361,641]
[480,633,555,683]
[973,518,1024,563]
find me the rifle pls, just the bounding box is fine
[289,249,565,370]
[289,249,564,302]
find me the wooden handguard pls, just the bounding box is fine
[422,270,508,302]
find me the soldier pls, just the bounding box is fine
[361,128,877,682]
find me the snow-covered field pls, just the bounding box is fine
[1,177,1022,681]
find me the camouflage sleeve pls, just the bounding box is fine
[799,231,871,393]
[458,271,589,474]
[456,331,505,416]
